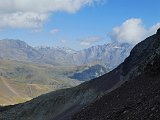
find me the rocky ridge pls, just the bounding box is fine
[71,28,160,120]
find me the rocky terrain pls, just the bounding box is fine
[0,29,159,120]
[72,42,132,68]
[72,68,160,120]
[71,28,160,120]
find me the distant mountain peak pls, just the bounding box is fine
[0,39,41,61]
[0,39,30,48]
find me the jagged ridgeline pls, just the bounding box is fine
[0,39,132,67]
[0,29,160,120]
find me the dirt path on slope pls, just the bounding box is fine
[0,77,20,97]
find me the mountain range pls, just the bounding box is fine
[0,39,132,68]
[0,29,159,120]
[0,39,132,105]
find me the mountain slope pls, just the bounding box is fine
[0,76,49,106]
[0,59,81,105]
[0,60,123,120]
[72,65,160,120]
[0,39,41,61]
[71,28,160,120]
[73,42,132,68]
[35,46,76,65]
[36,42,132,67]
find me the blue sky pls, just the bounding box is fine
[0,0,160,50]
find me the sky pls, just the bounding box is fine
[0,0,160,50]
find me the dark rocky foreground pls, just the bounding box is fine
[72,74,160,120]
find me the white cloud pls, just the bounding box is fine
[0,0,104,30]
[50,29,60,34]
[0,12,48,29]
[80,36,103,46]
[110,18,160,45]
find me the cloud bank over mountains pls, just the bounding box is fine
[0,0,103,29]
[110,18,160,45]
[79,18,160,47]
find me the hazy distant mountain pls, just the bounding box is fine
[0,39,41,61]
[0,39,133,68]
[72,42,133,68]
[35,46,76,65]
[36,42,133,68]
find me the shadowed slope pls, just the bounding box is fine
[72,72,160,120]
[71,29,160,120]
